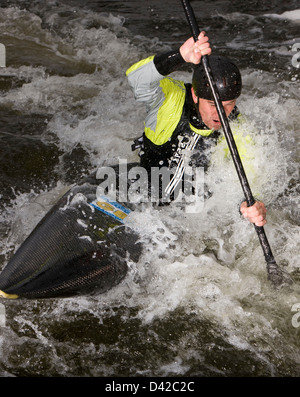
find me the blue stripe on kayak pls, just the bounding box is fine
[90,195,131,223]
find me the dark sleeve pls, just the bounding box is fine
[154,49,185,76]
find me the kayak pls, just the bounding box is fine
[0,163,143,299]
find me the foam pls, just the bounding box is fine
[264,9,300,22]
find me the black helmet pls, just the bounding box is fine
[192,55,242,101]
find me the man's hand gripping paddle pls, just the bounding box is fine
[181,0,292,288]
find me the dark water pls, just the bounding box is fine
[0,0,299,378]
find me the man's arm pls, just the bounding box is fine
[126,31,212,101]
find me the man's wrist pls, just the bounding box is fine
[154,48,185,76]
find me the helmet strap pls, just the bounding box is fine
[194,96,202,122]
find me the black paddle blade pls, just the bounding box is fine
[267,261,293,289]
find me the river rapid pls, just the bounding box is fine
[0,0,299,377]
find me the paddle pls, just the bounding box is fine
[181,0,290,288]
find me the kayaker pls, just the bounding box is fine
[126,32,267,227]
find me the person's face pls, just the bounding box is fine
[191,88,236,130]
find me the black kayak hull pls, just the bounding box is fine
[0,163,142,299]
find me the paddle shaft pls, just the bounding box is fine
[181,0,277,265]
